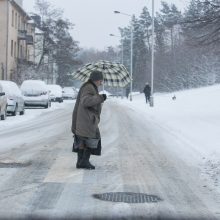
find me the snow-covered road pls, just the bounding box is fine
[0,97,219,219]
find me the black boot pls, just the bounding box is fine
[79,149,95,170]
[76,149,84,169]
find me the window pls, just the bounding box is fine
[11,40,13,57]
[15,12,17,29]
[21,19,24,30]
[27,49,29,60]
[18,16,20,29]
[14,42,17,58]
[20,45,22,59]
[12,10,14,27]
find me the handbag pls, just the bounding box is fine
[72,135,102,156]
[89,139,102,156]
[85,138,99,149]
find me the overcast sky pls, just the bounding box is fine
[23,0,190,50]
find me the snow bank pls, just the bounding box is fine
[115,84,220,191]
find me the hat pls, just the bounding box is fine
[89,71,103,81]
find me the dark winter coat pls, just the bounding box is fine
[72,80,105,138]
[143,84,151,96]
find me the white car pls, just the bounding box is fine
[0,80,25,116]
[62,87,77,100]
[21,80,51,108]
[0,84,7,120]
[47,84,63,103]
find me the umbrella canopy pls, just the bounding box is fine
[72,60,131,87]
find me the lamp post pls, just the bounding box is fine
[109,34,124,64]
[114,10,133,101]
[150,0,155,107]
[110,33,125,99]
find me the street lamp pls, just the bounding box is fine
[110,33,125,99]
[150,0,155,107]
[109,34,124,64]
[114,10,133,102]
[109,34,124,98]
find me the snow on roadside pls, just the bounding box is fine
[0,100,74,132]
[113,84,220,192]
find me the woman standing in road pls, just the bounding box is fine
[72,70,107,170]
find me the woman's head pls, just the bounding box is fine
[89,71,103,86]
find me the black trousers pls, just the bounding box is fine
[145,94,150,103]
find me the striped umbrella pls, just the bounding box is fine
[72,60,131,87]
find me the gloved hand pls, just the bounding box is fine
[102,94,107,101]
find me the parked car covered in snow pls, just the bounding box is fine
[21,80,51,108]
[62,87,77,100]
[0,80,25,116]
[0,83,7,120]
[47,84,63,103]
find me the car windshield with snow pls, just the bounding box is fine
[20,80,51,108]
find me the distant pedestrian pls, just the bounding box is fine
[125,86,130,99]
[172,95,176,100]
[143,82,151,103]
[71,70,107,170]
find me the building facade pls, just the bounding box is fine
[0,0,35,81]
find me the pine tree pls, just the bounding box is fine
[183,0,220,46]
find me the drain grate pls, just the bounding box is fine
[0,161,31,168]
[93,192,162,203]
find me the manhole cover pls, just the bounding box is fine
[93,192,162,203]
[0,161,31,168]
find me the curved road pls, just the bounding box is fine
[0,100,219,220]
